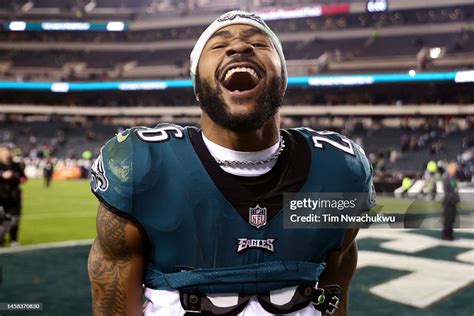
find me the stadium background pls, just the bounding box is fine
[0,0,473,315]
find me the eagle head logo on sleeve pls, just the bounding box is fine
[91,153,109,192]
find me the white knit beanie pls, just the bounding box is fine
[190,10,287,95]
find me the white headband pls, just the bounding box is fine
[190,10,287,95]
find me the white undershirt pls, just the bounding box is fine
[202,133,280,177]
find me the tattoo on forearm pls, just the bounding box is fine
[88,204,134,315]
[89,240,129,315]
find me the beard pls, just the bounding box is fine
[196,75,284,133]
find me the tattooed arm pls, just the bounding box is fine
[88,203,146,316]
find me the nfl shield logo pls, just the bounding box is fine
[249,205,267,229]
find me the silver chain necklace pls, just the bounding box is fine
[213,136,285,166]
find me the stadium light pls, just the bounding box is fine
[50,82,70,93]
[454,70,474,83]
[429,47,443,59]
[367,0,388,13]
[106,22,126,32]
[8,21,27,31]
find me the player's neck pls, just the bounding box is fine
[201,115,280,151]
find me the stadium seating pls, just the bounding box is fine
[0,8,472,81]
[0,0,472,180]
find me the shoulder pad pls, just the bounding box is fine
[296,127,376,209]
[90,123,188,214]
[91,129,134,213]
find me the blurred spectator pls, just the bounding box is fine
[0,146,27,247]
[442,162,460,241]
[374,152,386,174]
[43,157,54,188]
[422,160,440,200]
[456,161,472,182]
[430,139,446,155]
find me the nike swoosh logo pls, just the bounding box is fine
[116,132,129,143]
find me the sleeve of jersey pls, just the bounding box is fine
[353,141,377,212]
[90,133,134,215]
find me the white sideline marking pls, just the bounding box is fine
[357,229,474,253]
[456,249,474,264]
[453,228,474,234]
[357,230,474,308]
[0,239,93,254]
[358,250,474,308]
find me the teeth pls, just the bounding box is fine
[224,67,259,83]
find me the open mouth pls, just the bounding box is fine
[220,66,261,93]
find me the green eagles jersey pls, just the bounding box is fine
[91,124,375,294]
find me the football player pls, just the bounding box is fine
[88,10,375,315]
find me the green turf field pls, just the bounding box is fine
[18,179,98,245]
